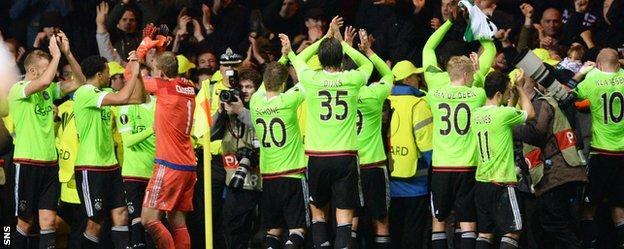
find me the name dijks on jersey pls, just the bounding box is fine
[323,79,343,88]
[432,89,477,100]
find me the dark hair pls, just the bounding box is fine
[239,68,262,88]
[318,38,343,69]
[341,56,356,71]
[263,62,288,92]
[484,71,509,99]
[80,56,108,79]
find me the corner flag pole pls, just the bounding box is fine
[203,133,213,248]
[202,83,213,248]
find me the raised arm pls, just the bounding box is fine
[58,31,86,94]
[514,70,536,121]
[282,33,314,77]
[343,42,373,80]
[423,20,453,71]
[24,36,61,97]
[101,53,142,106]
[478,39,496,76]
[360,29,392,85]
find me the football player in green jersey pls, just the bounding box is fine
[9,32,85,249]
[422,14,496,248]
[573,48,624,246]
[349,29,394,249]
[73,53,144,249]
[115,94,156,249]
[251,38,309,248]
[290,16,373,249]
[472,71,535,249]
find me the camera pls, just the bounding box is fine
[228,148,258,189]
[512,49,576,106]
[219,69,242,103]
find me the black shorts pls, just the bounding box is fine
[262,177,310,229]
[586,154,624,207]
[474,182,523,235]
[123,180,149,220]
[307,156,360,209]
[360,167,390,220]
[75,168,127,219]
[430,171,476,222]
[14,163,60,219]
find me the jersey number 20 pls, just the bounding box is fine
[255,118,286,148]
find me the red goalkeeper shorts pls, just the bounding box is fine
[143,164,196,212]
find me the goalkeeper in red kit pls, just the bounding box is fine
[134,25,198,249]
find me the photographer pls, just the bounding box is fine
[211,67,263,249]
[512,72,587,248]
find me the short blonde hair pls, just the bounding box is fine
[155,52,178,78]
[446,56,473,81]
[596,48,619,68]
[24,50,51,70]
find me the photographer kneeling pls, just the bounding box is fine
[211,68,263,249]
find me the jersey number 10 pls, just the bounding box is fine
[601,92,623,124]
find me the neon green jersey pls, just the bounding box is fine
[574,69,624,153]
[250,84,306,179]
[115,95,156,179]
[290,40,373,155]
[421,20,495,171]
[426,86,486,170]
[74,84,117,168]
[8,81,60,164]
[472,105,527,183]
[357,54,393,166]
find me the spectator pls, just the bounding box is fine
[106,0,157,60]
[206,0,251,56]
[197,50,219,72]
[262,0,304,38]
[561,0,600,47]
[588,0,624,51]
[537,8,563,49]
[9,0,72,49]
[96,2,122,63]
[33,11,63,50]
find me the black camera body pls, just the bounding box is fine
[219,69,242,103]
[228,147,259,189]
[219,88,242,103]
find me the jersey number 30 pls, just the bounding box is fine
[438,103,470,135]
[255,118,286,148]
[319,90,348,121]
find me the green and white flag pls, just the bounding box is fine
[459,0,498,42]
